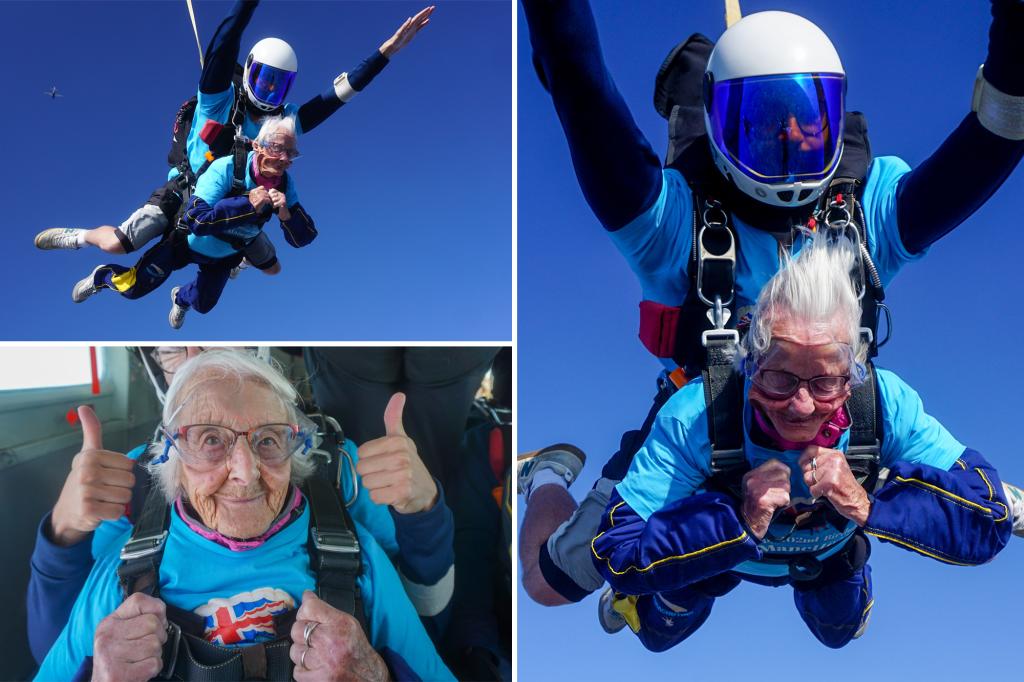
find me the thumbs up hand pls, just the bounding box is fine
[355,393,439,514]
[49,406,137,547]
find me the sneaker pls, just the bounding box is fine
[35,227,83,250]
[229,258,251,280]
[1004,482,1024,539]
[168,286,188,329]
[517,443,586,496]
[71,266,104,303]
[598,588,627,634]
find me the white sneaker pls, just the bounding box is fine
[168,286,188,329]
[71,266,104,303]
[598,588,627,634]
[229,258,251,279]
[1003,482,1024,539]
[517,443,586,497]
[35,227,83,250]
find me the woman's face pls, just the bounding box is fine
[175,379,293,538]
[748,315,853,444]
[254,131,296,178]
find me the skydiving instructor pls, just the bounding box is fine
[517,0,1024,619]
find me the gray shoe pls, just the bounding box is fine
[1004,482,1024,539]
[71,266,104,303]
[35,228,83,250]
[517,443,586,496]
[168,286,188,329]
[598,588,627,634]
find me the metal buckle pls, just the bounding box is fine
[119,531,168,561]
[696,224,736,308]
[159,620,181,680]
[311,527,359,554]
[702,328,739,348]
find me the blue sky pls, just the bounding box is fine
[5,1,510,340]
[518,1,1024,680]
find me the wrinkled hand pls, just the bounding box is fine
[249,187,272,213]
[268,188,291,220]
[290,591,388,682]
[379,6,434,58]
[356,393,438,514]
[49,406,135,547]
[741,458,792,540]
[93,593,168,682]
[800,446,871,526]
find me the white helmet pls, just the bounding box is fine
[244,38,298,112]
[704,12,846,207]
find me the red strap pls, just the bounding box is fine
[488,427,504,481]
[638,300,681,358]
[89,347,100,395]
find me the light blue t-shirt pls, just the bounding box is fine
[187,150,301,259]
[616,367,965,577]
[169,85,303,182]
[38,502,452,681]
[610,158,919,367]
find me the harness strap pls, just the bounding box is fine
[117,468,170,599]
[304,475,368,634]
[844,363,883,491]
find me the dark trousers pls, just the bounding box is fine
[304,348,499,491]
[98,233,240,313]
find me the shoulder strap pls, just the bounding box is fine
[117,471,170,599]
[303,474,368,634]
[705,361,745,480]
[843,362,883,491]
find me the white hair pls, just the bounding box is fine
[147,349,316,503]
[739,235,866,371]
[255,114,297,146]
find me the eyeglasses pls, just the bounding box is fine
[752,369,850,401]
[257,141,300,161]
[163,423,308,470]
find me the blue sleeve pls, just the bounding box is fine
[860,157,923,287]
[607,169,695,305]
[592,489,759,596]
[199,1,258,95]
[279,204,317,248]
[521,0,663,230]
[296,50,390,134]
[876,368,965,471]
[865,449,1011,566]
[357,527,455,681]
[26,514,95,664]
[615,380,713,519]
[389,483,455,622]
[34,533,130,682]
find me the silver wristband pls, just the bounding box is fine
[972,64,1024,140]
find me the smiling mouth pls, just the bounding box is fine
[218,493,265,505]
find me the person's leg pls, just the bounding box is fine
[177,260,233,314]
[303,348,405,447]
[401,348,499,488]
[792,533,874,648]
[75,237,178,303]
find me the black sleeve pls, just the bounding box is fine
[199,0,259,95]
[896,0,1024,254]
[296,50,390,134]
[522,0,663,231]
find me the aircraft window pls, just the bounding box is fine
[0,347,103,392]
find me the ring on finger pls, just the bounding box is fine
[811,457,818,470]
[811,469,818,484]
[300,646,310,670]
[303,621,320,648]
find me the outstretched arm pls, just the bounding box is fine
[200,0,259,95]
[897,0,1024,253]
[296,6,434,134]
[522,0,663,231]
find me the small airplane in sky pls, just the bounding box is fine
[44,86,63,99]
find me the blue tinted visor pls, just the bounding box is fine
[247,61,296,108]
[707,73,845,183]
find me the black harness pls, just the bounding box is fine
[117,422,364,681]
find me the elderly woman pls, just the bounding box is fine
[70,115,316,329]
[591,237,1011,652]
[35,350,453,681]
